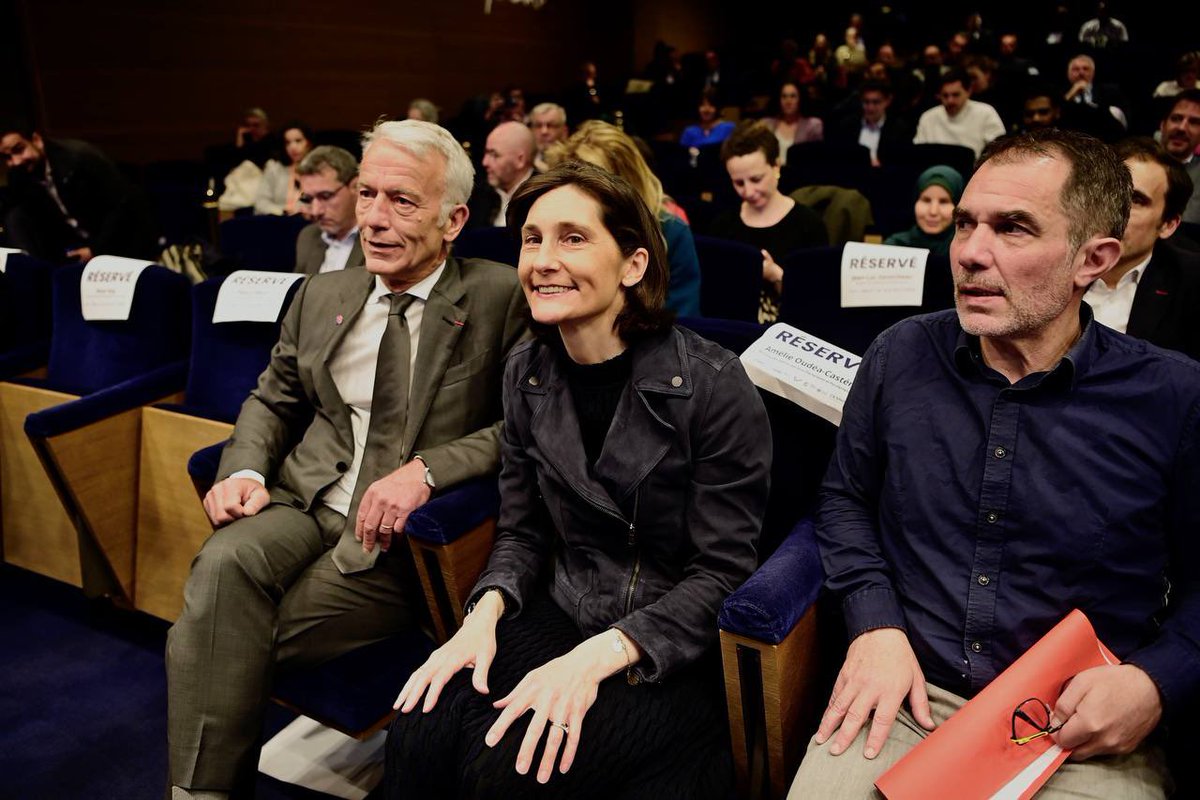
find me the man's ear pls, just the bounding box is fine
[443,204,470,243]
[1158,214,1182,241]
[1074,235,1122,288]
[31,132,44,150]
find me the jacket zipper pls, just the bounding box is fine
[623,490,641,685]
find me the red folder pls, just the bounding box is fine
[876,610,1118,800]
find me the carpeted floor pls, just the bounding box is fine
[0,563,370,800]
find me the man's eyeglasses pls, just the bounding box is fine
[298,183,347,205]
[1010,697,1064,745]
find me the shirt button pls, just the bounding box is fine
[977,574,990,586]
[971,641,983,653]
[528,376,540,386]
[670,375,683,387]
[993,446,1007,459]
[985,511,999,524]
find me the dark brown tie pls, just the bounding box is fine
[332,292,416,574]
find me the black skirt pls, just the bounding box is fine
[384,593,732,799]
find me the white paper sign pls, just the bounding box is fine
[259,715,383,799]
[741,323,861,426]
[0,247,25,273]
[80,255,155,321]
[840,241,928,308]
[212,270,305,323]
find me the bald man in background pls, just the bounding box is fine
[467,121,535,228]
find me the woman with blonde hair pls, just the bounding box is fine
[545,120,701,316]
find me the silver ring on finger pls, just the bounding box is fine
[549,720,570,734]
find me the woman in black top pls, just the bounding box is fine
[385,162,772,798]
[710,121,828,323]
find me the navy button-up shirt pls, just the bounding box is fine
[818,307,1200,713]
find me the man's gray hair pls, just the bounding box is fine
[407,98,439,124]
[531,102,567,126]
[296,145,359,185]
[361,120,475,225]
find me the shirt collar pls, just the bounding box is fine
[370,260,446,305]
[862,115,886,131]
[954,304,1097,390]
[497,169,535,202]
[321,226,359,248]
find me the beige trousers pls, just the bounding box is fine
[787,682,1170,800]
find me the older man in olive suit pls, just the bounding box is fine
[167,120,529,799]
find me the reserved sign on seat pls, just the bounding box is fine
[80,256,155,320]
[841,241,929,308]
[741,323,861,426]
[213,270,305,323]
[0,247,25,273]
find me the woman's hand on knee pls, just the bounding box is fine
[483,649,603,783]
[393,593,503,714]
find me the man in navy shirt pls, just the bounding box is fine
[788,129,1200,798]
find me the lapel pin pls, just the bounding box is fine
[1155,290,1169,296]
[451,318,465,327]
[335,314,344,325]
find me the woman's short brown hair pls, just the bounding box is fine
[506,161,674,340]
[720,120,781,166]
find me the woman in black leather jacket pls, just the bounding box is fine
[385,161,772,799]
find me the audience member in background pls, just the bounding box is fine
[293,146,362,275]
[1019,88,1062,132]
[502,86,529,125]
[913,69,1005,157]
[206,107,276,187]
[883,165,963,256]
[830,80,910,166]
[1078,0,1129,49]
[944,31,971,68]
[548,121,701,317]
[0,123,156,263]
[912,44,950,109]
[789,128,1197,800]
[166,119,529,800]
[761,81,824,165]
[835,27,869,78]
[993,33,1041,125]
[1084,138,1200,358]
[1063,54,1127,129]
[963,56,1003,125]
[385,161,771,800]
[529,103,569,173]
[254,122,313,216]
[1159,90,1200,225]
[711,122,829,323]
[1154,52,1200,99]
[679,88,735,149]
[808,33,840,91]
[467,121,536,229]
[407,98,439,124]
[564,61,606,125]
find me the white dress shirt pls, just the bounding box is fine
[858,115,886,161]
[492,169,535,226]
[1084,254,1150,334]
[233,262,446,516]
[319,227,360,273]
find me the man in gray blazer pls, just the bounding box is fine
[167,120,528,799]
[293,145,365,274]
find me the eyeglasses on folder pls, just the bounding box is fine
[1010,697,1064,745]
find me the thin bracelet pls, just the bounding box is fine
[610,628,632,667]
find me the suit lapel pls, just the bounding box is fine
[1127,247,1174,340]
[313,270,377,447]
[403,258,467,459]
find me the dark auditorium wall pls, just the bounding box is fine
[17,0,707,164]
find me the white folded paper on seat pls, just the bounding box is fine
[741,323,861,426]
[212,270,305,323]
[0,247,26,273]
[80,256,155,321]
[841,241,928,308]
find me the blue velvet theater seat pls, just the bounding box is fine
[0,254,54,380]
[218,214,310,272]
[778,244,954,357]
[134,275,300,621]
[1,263,190,599]
[694,235,766,324]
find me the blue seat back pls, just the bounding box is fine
[46,263,191,395]
[454,226,518,267]
[694,235,764,323]
[183,275,302,422]
[0,254,54,350]
[778,244,954,357]
[218,214,309,272]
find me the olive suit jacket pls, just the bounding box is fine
[217,256,528,510]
